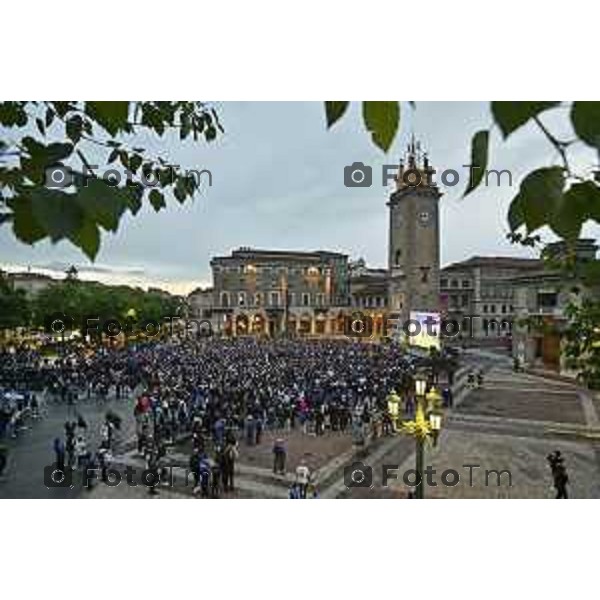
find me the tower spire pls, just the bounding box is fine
[395,136,435,191]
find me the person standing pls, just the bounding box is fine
[295,460,310,499]
[53,437,65,472]
[0,444,8,478]
[222,440,238,493]
[547,450,569,499]
[273,437,286,475]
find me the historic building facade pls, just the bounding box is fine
[440,256,543,340]
[189,139,598,351]
[190,141,443,339]
[511,239,599,372]
[206,247,351,337]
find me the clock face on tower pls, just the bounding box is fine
[418,211,431,226]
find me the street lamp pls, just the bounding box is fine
[429,413,442,447]
[414,377,427,498]
[398,375,431,498]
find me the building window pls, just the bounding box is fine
[461,294,468,307]
[420,267,430,283]
[451,279,458,288]
[254,292,262,307]
[302,293,310,306]
[501,304,507,314]
[316,293,325,306]
[270,292,280,307]
[288,292,296,306]
[491,305,496,313]
[462,280,471,288]
[238,292,246,307]
[440,278,448,288]
[395,249,402,265]
[221,292,230,308]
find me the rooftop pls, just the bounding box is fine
[442,256,542,271]
[211,247,348,262]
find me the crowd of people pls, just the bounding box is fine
[1,337,451,494]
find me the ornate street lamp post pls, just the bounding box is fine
[402,375,436,499]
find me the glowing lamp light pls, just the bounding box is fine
[429,413,442,431]
[415,378,427,397]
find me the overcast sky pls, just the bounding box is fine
[1,101,598,294]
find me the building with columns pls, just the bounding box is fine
[207,247,350,337]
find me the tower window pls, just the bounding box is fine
[395,249,402,265]
[420,267,430,283]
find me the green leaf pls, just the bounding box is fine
[571,101,600,149]
[362,101,400,152]
[52,102,72,118]
[10,195,46,244]
[550,180,600,241]
[514,167,565,233]
[174,178,187,203]
[124,183,143,215]
[149,189,166,211]
[463,130,489,197]
[118,150,130,169]
[66,115,84,143]
[75,177,128,232]
[21,138,74,185]
[45,107,55,127]
[129,154,142,173]
[85,101,130,136]
[68,216,100,260]
[205,125,217,142]
[507,193,525,231]
[30,188,84,242]
[36,118,45,136]
[491,102,560,138]
[325,101,349,128]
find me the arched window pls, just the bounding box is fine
[221,292,229,308]
[395,249,402,265]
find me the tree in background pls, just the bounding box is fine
[0,273,30,332]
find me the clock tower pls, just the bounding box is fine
[387,138,441,323]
